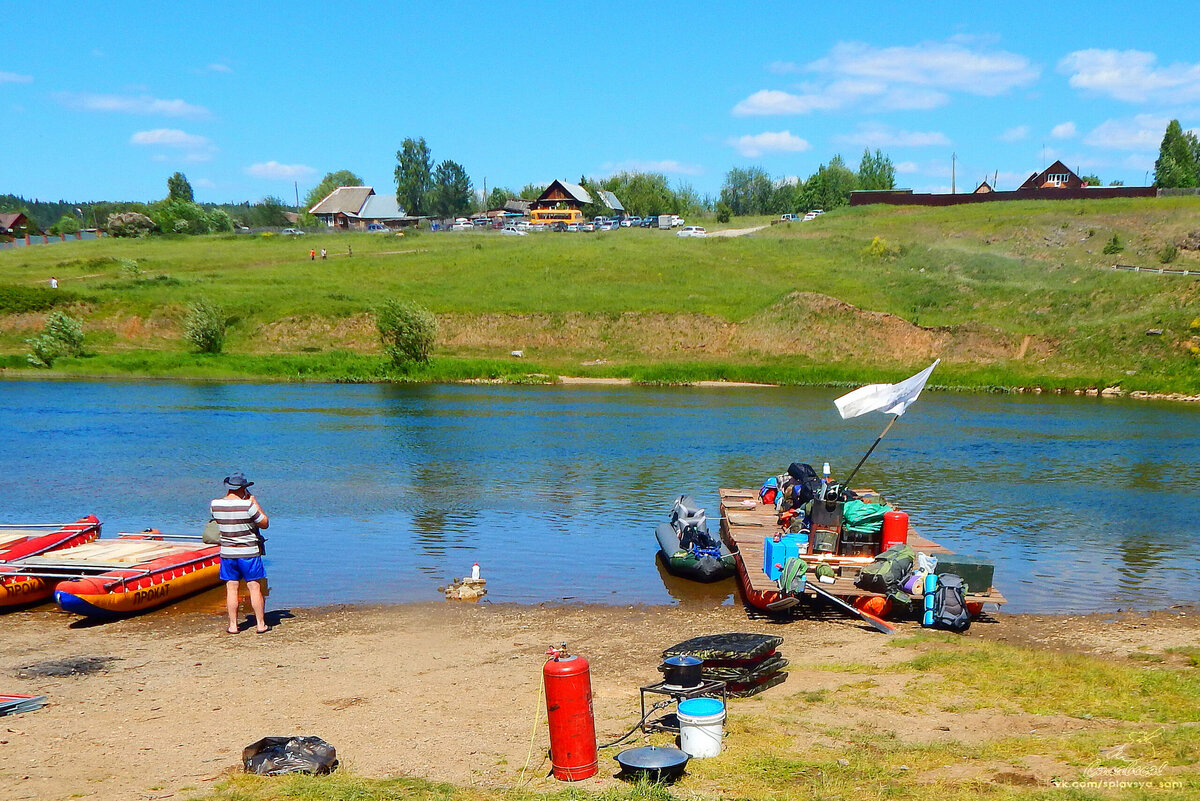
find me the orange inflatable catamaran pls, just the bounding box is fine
[0,516,102,608]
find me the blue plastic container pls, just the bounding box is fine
[763,536,802,580]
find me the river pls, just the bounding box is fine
[2,380,1197,613]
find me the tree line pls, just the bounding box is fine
[1155,119,1200,188]
[717,149,896,218]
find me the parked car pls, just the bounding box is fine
[471,218,489,227]
[580,222,595,232]
[450,220,472,231]
[280,228,304,236]
[640,217,655,228]
[564,223,580,232]
[529,223,549,232]
[515,220,531,231]
[500,226,527,236]
[672,216,685,227]
[802,212,818,222]
[366,223,389,232]
[676,226,707,237]
[780,213,797,222]
[622,217,638,227]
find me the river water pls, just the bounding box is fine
[2,380,1198,613]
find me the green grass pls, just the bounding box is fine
[4,198,1200,390]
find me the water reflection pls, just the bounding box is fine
[1,380,1197,613]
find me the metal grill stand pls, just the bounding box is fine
[638,679,727,734]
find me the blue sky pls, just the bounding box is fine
[4,1,1199,204]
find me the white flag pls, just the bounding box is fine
[834,360,940,420]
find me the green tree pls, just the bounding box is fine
[249,196,291,227]
[25,311,84,367]
[48,214,81,236]
[518,183,547,200]
[167,172,194,202]
[1153,119,1199,188]
[184,300,226,354]
[395,137,433,215]
[596,172,673,217]
[715,201,732,223]
[430,160,473,218]
[719,167,774,215]
[486,186,513,210]
[303,169,365,211]
[1080,174,1102,186]
[856,149,896,190]
[799,155,857,210]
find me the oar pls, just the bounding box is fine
[808,583,896,634]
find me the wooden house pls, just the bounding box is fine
[1017,160,1083,190]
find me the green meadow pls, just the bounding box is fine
[2,197,1199,392]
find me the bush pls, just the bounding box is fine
[184,300,226,354]
[1158,243,1179,264]
[1102,234,1124,255]
[119,258,143,281]
[376,299,437,365]
[25,311,84,367]
[715,201,732,224]
[48,215,81,236]
[862,235,902,261]
[105,211,155,238]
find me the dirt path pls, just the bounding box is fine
[706,225,767,238]
[1,601,1195,800]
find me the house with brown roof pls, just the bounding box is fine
[1017,160,1083,190]
[0,211,29,235]
[531,180,625,214]
[308,186,411,229]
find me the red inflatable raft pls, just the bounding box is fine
[0,516,102,609]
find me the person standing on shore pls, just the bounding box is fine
[212,471,271,634]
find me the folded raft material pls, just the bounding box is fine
[662,633,788,697]
[0,693,48,717]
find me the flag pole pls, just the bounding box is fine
[842,414,899,488]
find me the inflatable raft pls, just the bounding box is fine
[50,532,221,618]
[0,516,102,609]
[655,495,736,583]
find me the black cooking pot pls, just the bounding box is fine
[661,655,703,688]
[614,745,689,782]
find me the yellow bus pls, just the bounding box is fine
[529,208,583,227]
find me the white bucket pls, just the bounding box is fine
[677,697,726,758]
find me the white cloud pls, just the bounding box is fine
[999,125,1030,142]
[58,92,210,118]
[245,161,316,180]
[0,71,33,84]
[602,159,703,176]
[895,161,919,174]
[734,39,1037,117]
[837,125,950,148]
[1083,114,1169,151]
[207,63,233,73]
[130,128,210,147]
[1059,49,1200,103]
[1050,121,1077,139]
[193,178,216,189]
[727,130,812,157]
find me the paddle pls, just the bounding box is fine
[807,583,896,634]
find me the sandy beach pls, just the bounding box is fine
[2,598,1197,801]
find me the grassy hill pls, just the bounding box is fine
[2,197,1199,392]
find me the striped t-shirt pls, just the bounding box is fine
[211,497,267,558]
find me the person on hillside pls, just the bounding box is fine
[320,247,327,260]
[309,248,315,261]
[212,471,271,634]
[49,276,58,289]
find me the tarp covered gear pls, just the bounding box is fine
[663,633,782,662]
[243,736,338,775]
[834,360,940,419]
[670,495,716,550]
[842,500,892,535]
[663,634,788,697]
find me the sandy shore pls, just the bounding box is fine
[1,600,1196,801]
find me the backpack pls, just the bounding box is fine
[932,574,972,632]
[854,544,916,594]
[759,476,778,505]
[776,556,807,595]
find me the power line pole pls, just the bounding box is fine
[294,181,300,211]
[951,153,956,194]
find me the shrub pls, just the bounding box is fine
[119,258,143,281]
[862,235,901,261]
[184,300,226,354]
[376,299,437,365]
[1102,234,1124,255]
[25,311,84,367]
[105,212,155,238]
[48,215,81,236]
[1158,243,1179,264]
[0,285,77,313]
[715,201,732,223]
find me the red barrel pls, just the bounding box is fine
[543,650,597,781]
[881,510,909,550]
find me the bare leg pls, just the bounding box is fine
[248,580,268,632]
[225,580,241,633]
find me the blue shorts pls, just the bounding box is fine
[219,556,266,582]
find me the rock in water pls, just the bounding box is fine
[443,577,487,602]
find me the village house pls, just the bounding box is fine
[0,212,29,236]
[308,186,413,229]
[531,180,625,215]
[1017,160,1085,190]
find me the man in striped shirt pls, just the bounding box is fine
[212,471,271,634]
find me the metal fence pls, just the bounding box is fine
[0,230,103,250]
[1112,263,1200,277]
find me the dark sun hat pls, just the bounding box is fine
[223,471,254,490]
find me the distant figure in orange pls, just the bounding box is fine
[309,248,315,260]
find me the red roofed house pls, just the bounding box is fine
[1017,160,1083,190]
[0,212,29,235]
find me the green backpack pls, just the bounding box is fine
[855,544,916,594]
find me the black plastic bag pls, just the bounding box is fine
[243,736,338,775]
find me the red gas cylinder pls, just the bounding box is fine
[881,510,909,551]
[543,646,597,781]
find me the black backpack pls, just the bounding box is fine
[933,574,972,632]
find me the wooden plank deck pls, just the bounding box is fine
[720,488,1006,606]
